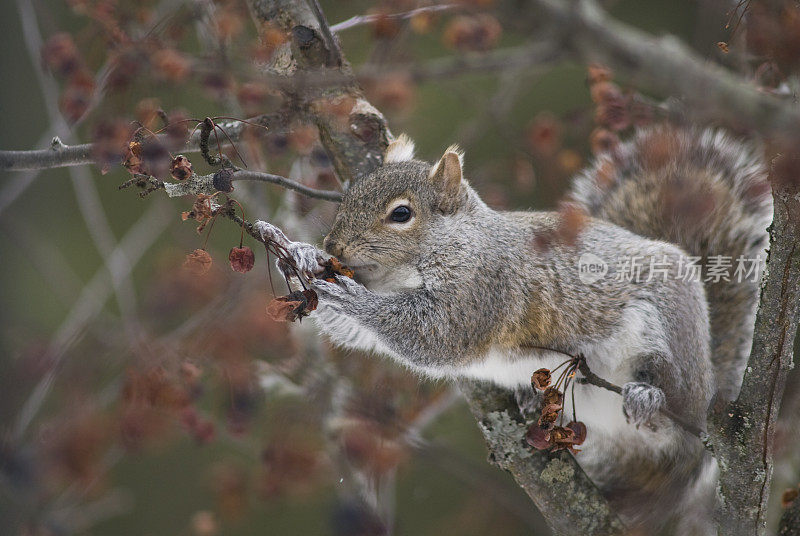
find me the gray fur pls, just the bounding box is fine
[273,129,770,535]
[570,127,773,401]
[622,382,666,426]
[514,386,542,418]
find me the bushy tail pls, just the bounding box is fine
[570,127,773,401]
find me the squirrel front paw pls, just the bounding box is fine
[622,382,666,427]
[253,220,326,278]
[311,275,366,307]
[281,242,326,278]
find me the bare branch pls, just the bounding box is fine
[515,0,800,140]
[359,40,563,83]
[0,139,94,171]
[248,0,391,183]
[460,381,627,535]
[330,4,456,33]
[575,357,709,441]
[13,201,173,440]
[709,179,800,535]
[232,170,342,201]
[0,112,285,172]
[156,168,341,202]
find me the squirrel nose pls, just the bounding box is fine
[323,236,344,257]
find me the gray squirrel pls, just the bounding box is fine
[255,126,772,535]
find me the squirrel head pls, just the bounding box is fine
[323,135,479,287]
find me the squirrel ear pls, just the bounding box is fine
[384,134,416,163]
[429,145,464,212]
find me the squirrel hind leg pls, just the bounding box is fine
[621,382,666,428]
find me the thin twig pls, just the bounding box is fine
[232,170,343,201]
[358,40,562,83]
[12,201,173,440]
[330,4,456,33]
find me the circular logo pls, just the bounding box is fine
[578,253,608,284]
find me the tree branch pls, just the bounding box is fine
[248,0,391,184]
[152,168,341,202]
[0,138,94,172]
[709,178,800,535]
[460,381,626,535]
[515,0,800,140]
[232,170,342,201]
[330,4,456,33]
[358,40,564,83]
[0,112,285,172]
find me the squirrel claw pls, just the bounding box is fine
[311,276,365,305]
[622,382,666,427]
[281,242,325,278]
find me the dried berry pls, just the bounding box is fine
[549,425,580,453]
[318,257,355,282]
[213,168,235,193]
[164,111,190,149]
[229,246,255,273]
[237,82,269,111]
[124,140,143,164]
[442,14,502,52]
[140,139,171,178]
[595,98,630,132]
[557,149,582,174]
[41,33,81,76]
[542,387,563,407]
[152,48,191,83]
[184,249,213,275]
[181,406,216,445]
[183,194,217,234]
[371,11,401,39]
[410,11,437,34]
[91,120,131,169]
[531,368,552,390]
[526,113,562,157]
[170,155,193,180]
[589,81,622,105]
[566,421,587,446]
[538,403,562,427]
[365,72,415,111]
[59,75,94,124]
[214,10,243,40]
[266,289,318,322]
[587,63,613,85]
[525,423,552,450]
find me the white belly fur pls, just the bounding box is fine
[455,301,678,460]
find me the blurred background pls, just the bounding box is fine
[0,0,797,534]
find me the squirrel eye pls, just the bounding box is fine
[389,205,412,223]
